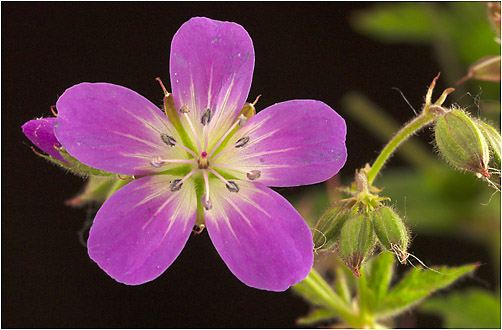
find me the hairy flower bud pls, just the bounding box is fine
[434,108,490,177]
[313,202,352,251]
[337,213,376,277]
[372,206,410,264]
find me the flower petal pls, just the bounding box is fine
[22,118,67,163]
[55,83,185,175]
[87,175,197,285]
[204,179,313,291]
[216,100,347,187]
[170,17,255,147]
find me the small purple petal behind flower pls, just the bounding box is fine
[55,83,185,176]
[87,175,197,285]
[170,17,255,146]
[215,100,347,187]
[204,180,314,291]
[22,118,67,163]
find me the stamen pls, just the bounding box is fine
[207,114,246,158]
[149,157,196,168]
[201,108,213,126]
[183,112,202,153]
[201,169,212,210]
[160,134,176,146]
[235,136,250,148]
[238,115,248,126]
[179,105,190,113]
[169,167,199,192]
[201,194,212,210]
[208,168,240,193]
[51,105,58,117]
[246,170,261,180]
[210,136,250,161]
[170,179,183,191]
[211,163,261,181]
[225,181,239,193]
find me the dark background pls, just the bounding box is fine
[2,2,495,328]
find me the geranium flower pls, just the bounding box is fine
[34,17,347,291]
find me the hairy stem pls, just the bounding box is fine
[367,113,436,185]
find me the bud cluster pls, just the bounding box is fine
[314,169,411,277]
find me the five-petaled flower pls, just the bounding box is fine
[22,17,347,291]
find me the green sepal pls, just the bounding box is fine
[372,206,410,263]
[33,146,114,177]
[434,108,490,175]
[161,92,196,154]
[313,202,352,251]
[476,119,501,168]
[373,262,478,319]
[338,213,376,277]
[66,176,129,207]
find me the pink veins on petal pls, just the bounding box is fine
[50,17,347,291]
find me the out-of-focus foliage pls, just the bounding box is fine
[420,288,501,328]
[350,2,499,64]
[351,2,501,98]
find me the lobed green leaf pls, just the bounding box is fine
[374,263,477,319]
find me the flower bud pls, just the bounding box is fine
[434,108,490,177]
[475,120,501,168]
[313,202,352,251]
[372,206,410,264]
[337,213,376,277]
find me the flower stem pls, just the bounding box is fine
[366,113,436,185]
[297,268,360,327]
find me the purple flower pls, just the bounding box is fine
[49,17,347,291]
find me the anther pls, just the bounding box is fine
[246,170,261,180]
[238,114,248,126]
[225,181,239,193]
[179,105,190,113]
[201,194,212,210]
[200,108,213,126]
[150,157,164,168]
[235,136,250,148]
[193,224,206,234]
[170,179,183,191]
[161,133,176,146]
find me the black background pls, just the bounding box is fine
[2,2,495,328]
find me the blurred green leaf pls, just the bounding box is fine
[350,3,433,43]
[364,252,395,311]
[420,288,501,328]
[296,308,335,326]
[374,263,477,318]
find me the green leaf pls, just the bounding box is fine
[420,288,501,328]
[297,308,335,326]
[350,3,433,43]
[364,252,395,310]
[374,263,477,319]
